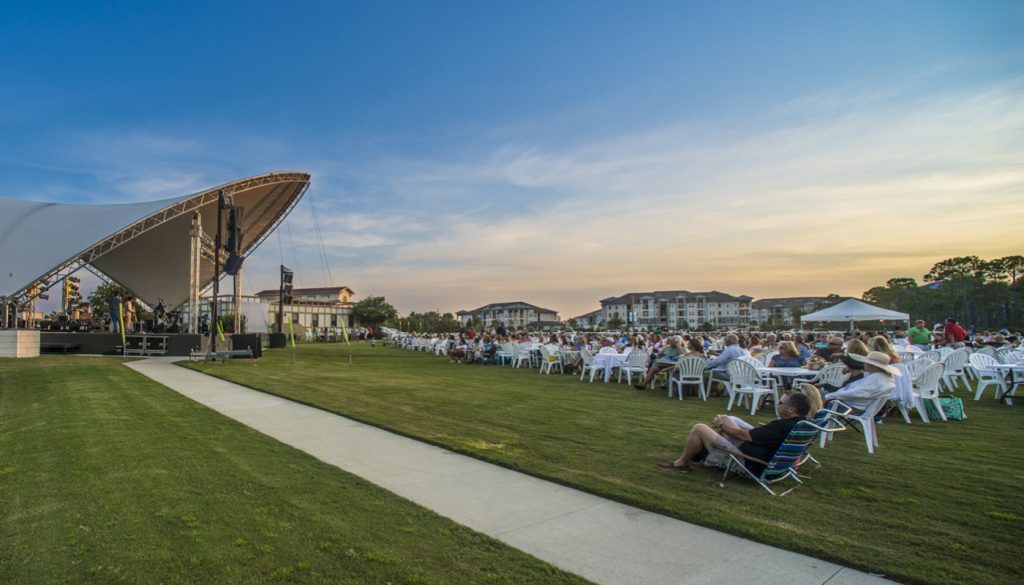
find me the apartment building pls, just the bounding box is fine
[750,297,830,326]
[457,301,560,329]
[599,290,752,330]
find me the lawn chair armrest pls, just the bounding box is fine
[709,447,770,468]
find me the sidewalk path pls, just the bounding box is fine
[126,358,893,585]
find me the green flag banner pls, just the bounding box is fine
[339,318,350,345]
[119,303,126,348]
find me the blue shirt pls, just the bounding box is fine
[706,344,749,371]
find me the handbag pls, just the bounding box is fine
[924,396,967,421]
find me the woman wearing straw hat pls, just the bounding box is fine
[819,351,901,415]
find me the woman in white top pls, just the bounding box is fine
[822,351,900,414]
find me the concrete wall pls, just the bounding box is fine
[0,329,41,358]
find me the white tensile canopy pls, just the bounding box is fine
[0,172,310,309]
[800,298,910,327]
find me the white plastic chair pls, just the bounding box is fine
[579,349,604,382]
[618,350,649,385]
[905,356,936,380]
[496,343,515,365]
[918,350,942,363]
[792,363,848,389]
[726,360,778,416]
[828,394,891,454]
[893,363,927,423]
[976,346,998,359]
[913,362,946,422]
[738,355,779,392]
[538,345,563,375]
[512,344,533,368]
[969,353,1007,400]
[896,351,916,363]
[940,349,970,392]
[669,356,707,400]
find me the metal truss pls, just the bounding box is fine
[7,172,310,309]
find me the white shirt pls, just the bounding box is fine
[824,372,896,411]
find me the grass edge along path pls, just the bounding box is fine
[184,343,1024,585]
[0,356,592,585]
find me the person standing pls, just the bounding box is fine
[109,292,123,334]
[123,296,135,333]
[943,318,967,349]
[907,320,932,351]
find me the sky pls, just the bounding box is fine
[2,1,1022,318]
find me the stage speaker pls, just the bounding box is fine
[231,333,263,358]
[268,333,288,349]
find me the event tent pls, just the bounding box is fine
[0,172,310,310]
[799,298,909,328]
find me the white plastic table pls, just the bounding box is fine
[992,363,1024,405]
[593,353,628,382]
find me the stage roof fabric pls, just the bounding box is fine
[799,298,910,323]
[0,172,310,308]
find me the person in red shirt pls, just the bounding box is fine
[944,318,967,348]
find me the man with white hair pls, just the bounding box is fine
[705,333,749,388]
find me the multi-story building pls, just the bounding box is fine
[250,285,355,330]
[571,309,603,330]
[599,290,753,330]
[186,286,355,333]
[750,297,830,326]
[457,301,560,329]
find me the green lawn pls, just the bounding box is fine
[0,356,590,585]
[187,342,1024,585]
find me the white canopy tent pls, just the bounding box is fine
[1,171,310,320]
[800,298,909,330]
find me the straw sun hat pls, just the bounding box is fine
[848,351,902,376]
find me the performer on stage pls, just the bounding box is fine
[109,292,123,334]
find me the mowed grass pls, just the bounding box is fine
[0,356,591,585]
[187,343,1024,585]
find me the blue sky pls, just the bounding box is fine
[2,1,1022,316]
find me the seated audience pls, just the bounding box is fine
[769,341,805,368]
[656,391,811,475]
[819,351,900,414]
[633,335,684,390]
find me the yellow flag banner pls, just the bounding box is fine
[119,303,126,348]
[217,319,226,342]
[288,317,296,348]
[338,318,350,345]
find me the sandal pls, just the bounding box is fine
[656,462,691,472]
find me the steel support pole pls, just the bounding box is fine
[233,268,242,334]
[189,212,202,334]
[211,198,223,353]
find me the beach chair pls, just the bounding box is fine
[715,412,845,496]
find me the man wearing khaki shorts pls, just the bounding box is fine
[657,392,810,475]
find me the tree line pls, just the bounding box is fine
[862,255,1024,329]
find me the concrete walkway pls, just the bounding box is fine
[126,358,892,585]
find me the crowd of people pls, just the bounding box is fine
[395,319,1023,482]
